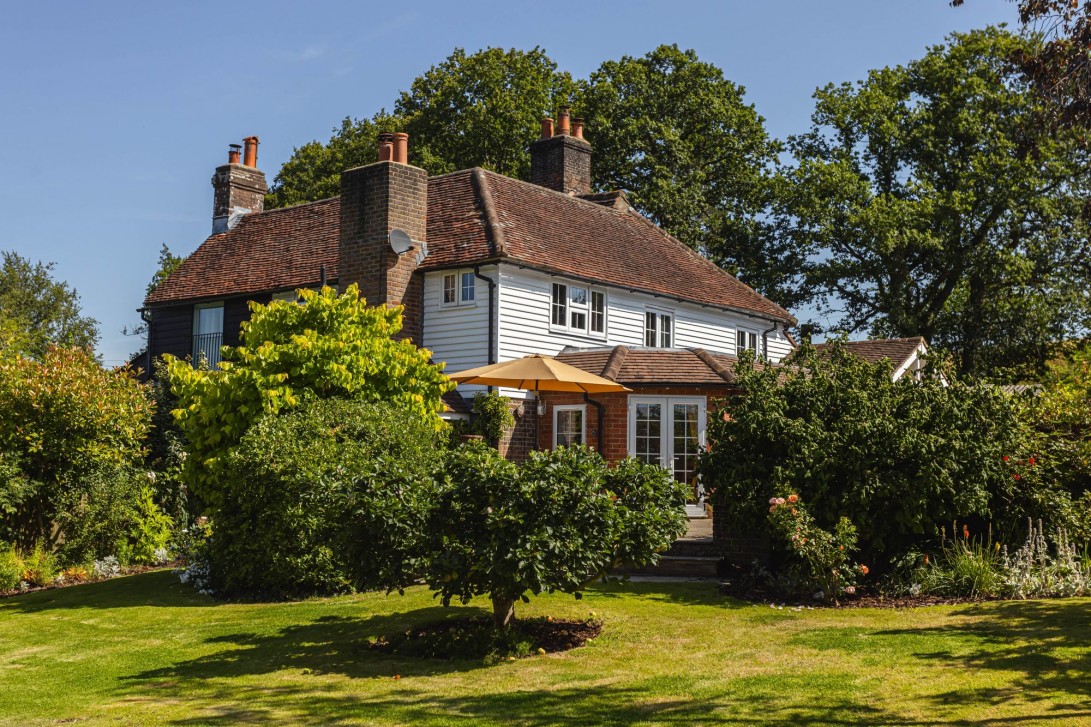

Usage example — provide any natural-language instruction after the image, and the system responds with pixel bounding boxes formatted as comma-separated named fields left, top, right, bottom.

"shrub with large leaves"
left=425, top=444, right=687, bottom=628
left=166, top=285, right=453, bottom=511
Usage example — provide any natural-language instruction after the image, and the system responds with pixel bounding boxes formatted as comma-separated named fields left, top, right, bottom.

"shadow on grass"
left=0, top=570, right=210, bottom=613
left=585, top=578, right=744, bottom=608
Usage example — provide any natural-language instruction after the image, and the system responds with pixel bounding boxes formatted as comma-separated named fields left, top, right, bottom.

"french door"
left=628, top=396, right=707, bottom=492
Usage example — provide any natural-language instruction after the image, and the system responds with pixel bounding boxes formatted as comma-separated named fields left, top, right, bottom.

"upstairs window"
left=645, top=310, right=673, bottom=348
left=192, top=302, right=224, bottom=369
left=441, top=270, right=476, bottom=307
left=551, top=281, right=606, bottom=338
left=736, top=329, right=758, bottom=357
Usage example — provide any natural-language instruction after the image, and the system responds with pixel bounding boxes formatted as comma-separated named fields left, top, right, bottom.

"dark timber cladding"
left=338, top=158, right=427, bottom=344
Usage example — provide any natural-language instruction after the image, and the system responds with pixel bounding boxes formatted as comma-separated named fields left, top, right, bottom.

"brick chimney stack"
left=338, top=132, right=427, bottom=343
left=530, top=107, right=591, bottom=195
left=211, top=136, right=267, bottom=234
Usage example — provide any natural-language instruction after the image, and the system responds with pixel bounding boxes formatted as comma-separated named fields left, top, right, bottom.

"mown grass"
left=0, top=571, right=1089, bottom=725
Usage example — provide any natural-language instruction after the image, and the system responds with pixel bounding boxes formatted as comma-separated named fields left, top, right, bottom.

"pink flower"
left=775, top=497, right=786, bottom=505
left=769, top=497, right=778, bottom=505
left=844, top=586, right=856, bottom=595
left=769, top=505, right=777, bottom=513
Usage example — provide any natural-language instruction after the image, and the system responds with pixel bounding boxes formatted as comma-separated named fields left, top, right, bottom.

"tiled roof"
left=813, top=337, right=925, bottom=368
left=442, top=389, right=472, bottom=414
left=147, top=167, right=794, bottom=324
left=554, top=346, right=752, bottom=386
left=146, top=198, right=340, bottom=305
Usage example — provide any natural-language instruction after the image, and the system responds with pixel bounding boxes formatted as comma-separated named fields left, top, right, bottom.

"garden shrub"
left=166, top=285, right=453, bottom=512
left=766, top=493, right=866, bottom=601
left=0, top=545, right=21, bottom=590
left=0, top=346, right=156, bottom=553
left=424, top=443, right=687, bottom=628
left=209, top=399, right=445, bottom=598
left=470, top=391, right=515, bottom=446
left=701, top=342, right=1037, bottom=567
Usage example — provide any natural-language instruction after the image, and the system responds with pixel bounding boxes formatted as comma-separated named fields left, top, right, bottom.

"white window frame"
left=736, top=327, right=759, bottom=357
left=644, top=308, right=674, bottom=348
left=192, top=301, right=224, bottom=369
left=553, top=404, right=587, bottom=449
left=626, top=395, right=707, bottom=470
left=549, top=279, right=607, bottom=339
left=440, top=269, right=476, bottom=308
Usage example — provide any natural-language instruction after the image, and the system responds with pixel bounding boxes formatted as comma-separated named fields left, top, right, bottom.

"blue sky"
left=0, top=1, right=1019, bottom=365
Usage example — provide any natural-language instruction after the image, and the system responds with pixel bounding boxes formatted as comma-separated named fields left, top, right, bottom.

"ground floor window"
left=628, top=395, right=706, bottom=494
left=553, top=404, right=586, bottom=448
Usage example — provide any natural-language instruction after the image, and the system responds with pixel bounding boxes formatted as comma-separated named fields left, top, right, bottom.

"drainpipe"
left=761, top=321, right=780, bottom=363
left=584, top=392, right=605, bottom=454
left=473, top=266, right=496, bottom=365
left=139, top=307, right=153, bottom=376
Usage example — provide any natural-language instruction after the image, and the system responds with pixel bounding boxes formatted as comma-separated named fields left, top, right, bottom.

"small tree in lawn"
left=425, top=443, right=688, bottom=629
left=165, top=284, right=453, bottom=512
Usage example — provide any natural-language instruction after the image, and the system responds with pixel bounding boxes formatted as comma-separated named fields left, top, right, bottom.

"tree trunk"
left=492, top=596, right=515, bottom=629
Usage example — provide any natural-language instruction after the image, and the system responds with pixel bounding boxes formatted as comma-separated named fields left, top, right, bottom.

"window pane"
left=571, top=311, right=587, bottom=330
left=570, top=287, right=587, bottom=305
left=193, top=304, right=223, bottom=369
left=660, top=314, right=672, bottom=348
left=195, top=305, right=223, bottom=336
left=461, top=272, right=475, bottom=302
left=556, top=409, right=584, bottom=448
left=443, top=274, right=456, bottom=304
left=645, top=312, right=658, bottom=347
left=552, top=283, right=568, bottom=326
left=590, top=291, right=605, bottom=334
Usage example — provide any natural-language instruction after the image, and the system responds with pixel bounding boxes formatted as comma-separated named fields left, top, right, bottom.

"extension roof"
left=146, top=167, right=794, bottom=324
left=813, top=337, right=926, bottom=368
left=553, top=345, right=771, bottom=386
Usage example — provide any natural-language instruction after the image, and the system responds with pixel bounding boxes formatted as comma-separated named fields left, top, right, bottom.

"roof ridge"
left=602, top=345, right=629, bottom=380
left=690, top=348, right=736, bottom=384
left=248, top=196, right=339, bottom=217
left=471, top=168, right=508, bottom=258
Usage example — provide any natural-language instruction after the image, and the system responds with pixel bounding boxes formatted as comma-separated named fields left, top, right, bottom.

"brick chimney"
left=338, top=132, right=427, bottom=343
left=530, top=107, right=591, bottom=195
left=211, top=136, right=266, bottom=234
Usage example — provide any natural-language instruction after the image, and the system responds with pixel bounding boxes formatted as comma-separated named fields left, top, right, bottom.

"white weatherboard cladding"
left=493, top=264, right=794, bottom=399
left=421, top=266, right=494, bottom=398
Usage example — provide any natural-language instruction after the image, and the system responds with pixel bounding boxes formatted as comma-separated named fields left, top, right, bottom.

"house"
left=141, top=110, right=797, bottom=501
left=813, top=336, right=947, bottom=384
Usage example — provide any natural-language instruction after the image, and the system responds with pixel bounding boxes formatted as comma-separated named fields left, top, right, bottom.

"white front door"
left=628, top=396, right=707, bottom=493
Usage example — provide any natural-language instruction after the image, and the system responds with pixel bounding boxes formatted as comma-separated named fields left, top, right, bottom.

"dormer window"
left=645, top=310, right=673, bottom=348
left=736, top=329, right=758, bottom=357
left=551, top=281, right=606, bottom=338
left=441, top=270, right=476, bottom=307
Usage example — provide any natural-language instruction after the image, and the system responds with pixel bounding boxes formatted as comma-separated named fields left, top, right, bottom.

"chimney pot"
left=378, top=133, right=394, bottom=162
left=392, top=132, right=409, bottom=164
left=557, top=107, right=571, bottom=135
left=242, top=136, right=259, bottom=167
left=572, top=117, right=585, bottom=140
left=540, top=116, right=554, bottom=139
left=228, top=144, right=242, bottom=164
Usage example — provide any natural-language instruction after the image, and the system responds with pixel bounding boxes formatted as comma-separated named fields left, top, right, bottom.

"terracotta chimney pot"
left=572, top=118, right=585, bottom=140
left=242, top=136, right=259, bottom=167
left=392, top=132, right=409, bottom=164
left=540, top=116, right=554, bottom=139
left=378, top=133, right=395, bottom=162
left=228, top=144, right=241, bottom=164
left=557, top=107, right=571, bottom=135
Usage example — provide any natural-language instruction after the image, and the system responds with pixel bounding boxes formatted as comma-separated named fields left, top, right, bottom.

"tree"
left=425, top=443, right=687, bottom=628
left=579, top=45, right=797, bottom=306
left=145, top=244, right=185, bottom=298
left=699, top=342, right=1043, bottom=566
left=165, top=285, right=453, bottom=510
left=786, top=28, right=1091, bottom=377
left=0, top=346, right=153, bottom=550
left=0, top=250, right=98, bottom=359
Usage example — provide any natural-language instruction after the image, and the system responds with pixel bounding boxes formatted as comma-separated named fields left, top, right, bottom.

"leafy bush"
left=701, top=342, right=1037, bottom=566
left=0, top=346, right=155, bottom=553
left=470, top=391, right=515, bottom=446
left=166, top=285, right=453, bottom=511
left=208, top=399, right=445, bottom=598
left=913, top=530, right=1007, bottom=598
left=20, top=542, right=57, bottom=587
left=0, top=545, right=21, bottom=590
left=766, top=493, right=866, bottom=601
left=424, top=444, right=687, bottom=628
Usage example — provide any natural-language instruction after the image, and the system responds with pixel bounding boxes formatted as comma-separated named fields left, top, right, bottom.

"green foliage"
left=18, top=542, right=58, bottom=587
left=425, top=443, right=687, bottom=627
left=785, top=27, right=1091, bottom=377
left=1027, top=344, right=1091, bottom=504
left=915, top=534, right=1007, bottom=598
left=0, top=346, right=153, bottom=550
left=470, top=391, right=515, bottom=446
left=211, top=399, right=445, bottom=598
left=0, top=545, right=22, bottom=590
left=166, top=285, right=453, bottom=511
left=701, top=342, right=1037, bottom=565
left=145, top=244, right=185, bottom=298
left=766, top=493, right=866, bottom=601
left=143, top=358, right=191, bottom=527
left=0, top=250, right=99, bottom=359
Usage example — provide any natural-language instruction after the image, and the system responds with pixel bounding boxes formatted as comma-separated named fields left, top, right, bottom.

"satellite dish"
left=389, top=229, right=414, bottom=255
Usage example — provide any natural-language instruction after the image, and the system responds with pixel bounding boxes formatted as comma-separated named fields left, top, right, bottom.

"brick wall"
left=529, top=134, right=592, bottom=195
left=498, top=399, right=538, bottom=463
left=337, top=160, right=427, bottom=345
left=211, top=163, right=266, bottom=233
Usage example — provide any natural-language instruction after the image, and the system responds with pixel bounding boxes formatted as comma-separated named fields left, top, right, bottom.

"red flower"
left=1014, top=474, right=1021, bottom=481
left=1002, top=455, right=1010, bottom=462
left=1028, top=456, right=1036, bottom=466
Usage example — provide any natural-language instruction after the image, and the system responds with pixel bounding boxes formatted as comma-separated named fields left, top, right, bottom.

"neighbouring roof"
left=147, top=167, right=795, bottom=324
left=813, top=337, right=926, bottom=368
left=442, top=389, right=472, bottom=415
left=554, top=345, right=761, bottom=386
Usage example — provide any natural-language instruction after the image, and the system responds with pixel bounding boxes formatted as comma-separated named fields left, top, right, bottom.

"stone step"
left=669, top=539, right=723, bottom=559
left=627, top=555, right=721, bottom=578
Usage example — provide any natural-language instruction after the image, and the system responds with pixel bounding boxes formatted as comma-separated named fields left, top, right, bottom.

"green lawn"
left=0, top=572, right=1089, bottom=725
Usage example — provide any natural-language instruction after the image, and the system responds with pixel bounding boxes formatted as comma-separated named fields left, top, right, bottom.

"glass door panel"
left=633, top=402, right=662, bottom=465
left=672, top=402, right=700, bottom=492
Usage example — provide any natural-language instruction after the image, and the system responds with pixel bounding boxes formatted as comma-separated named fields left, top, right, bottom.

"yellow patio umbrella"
left=447, top=354, right=631, bottom=393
